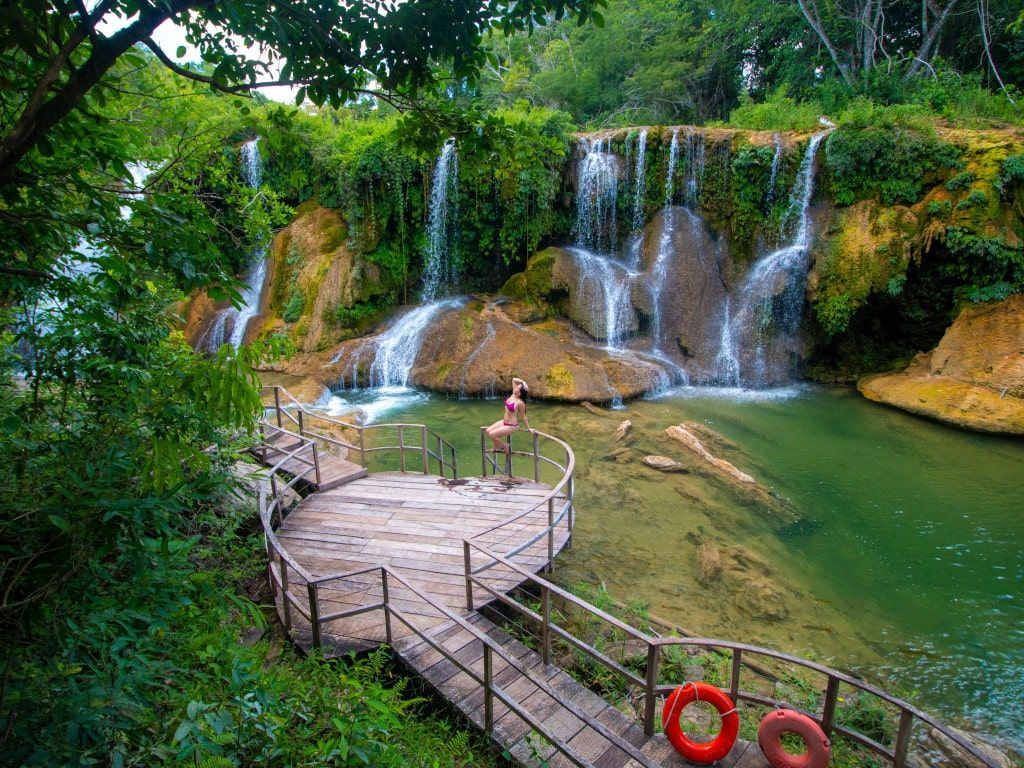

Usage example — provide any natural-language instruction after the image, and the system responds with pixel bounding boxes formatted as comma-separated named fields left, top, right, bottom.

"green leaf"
left=47, top=515, right=69, bottom=532
left=176, top=45, right=186, bottom=58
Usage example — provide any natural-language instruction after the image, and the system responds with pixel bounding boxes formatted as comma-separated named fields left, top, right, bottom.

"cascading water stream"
left=367, top=298, right=465, bottom=388
left=568, top=136, right=639, bottom=349
left=715, top=131, right=828, bottom=386
left=565, top=247, right=636, bottom=348
left=631, top=129, right=648, bottom=232
left=647, top=128, right=679, bottom=352
left=202, top=138, right=271, bottom=350
left=683, top=128, right=705, bottom=209
left=421, top=140, right=460, bottom=301
left=573, top=136, right=618, bottom=253
left=626, top=129, right=649, bottom=269
left=766, top=133, right=783, bottom=207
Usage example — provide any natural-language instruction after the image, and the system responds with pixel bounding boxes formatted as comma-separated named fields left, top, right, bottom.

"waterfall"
left=766, top=133, right=783, bottom=207
left=664, top=128, right=680, bottom=205
left=565, top=247, right=636, bottom=348
left=568, top=136, right=638, bottom=348
left=632, top=129, right=648, bottom=230
left=201, top=138, right=270, bottom=351
left=716, top=131, right=827, bottom=386
left=367, top=298, right=464, bottom=388
left=683, top=129, right=705, bottom=209
left=573, top=137, right=619, bottom=254
left=648, top=129, right=680, bottom=350
left=422, top=140, right=460, bottom=301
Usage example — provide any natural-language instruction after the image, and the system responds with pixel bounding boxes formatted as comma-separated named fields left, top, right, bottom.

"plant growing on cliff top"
left=824, top=112, right=960, bottom=206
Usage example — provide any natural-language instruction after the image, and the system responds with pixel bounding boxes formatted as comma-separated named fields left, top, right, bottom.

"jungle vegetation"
left=0, top=0, right=1022, bottom=764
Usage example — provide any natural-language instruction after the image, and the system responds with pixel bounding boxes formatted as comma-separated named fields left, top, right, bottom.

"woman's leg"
left=486, top=422, right=517, bottom=452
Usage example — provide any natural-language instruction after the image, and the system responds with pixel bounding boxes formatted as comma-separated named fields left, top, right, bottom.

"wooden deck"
left=274, top=472, right=570, bottom=653
left=267, top=467, right=766, bottom=768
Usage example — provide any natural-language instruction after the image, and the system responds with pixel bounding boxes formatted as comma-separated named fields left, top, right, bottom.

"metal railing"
left=460, top=544, right=1000, bottom=768
left=253, top=387, right=991, bottom=768
left=262, top=385, right=458, bottom=478
left=468, top=426, right=575, bottom=584
left=253, top=417, right=659, bottom=768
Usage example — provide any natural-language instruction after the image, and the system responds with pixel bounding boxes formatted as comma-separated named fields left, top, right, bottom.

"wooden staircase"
left=256, top=427, right=367, bottom=492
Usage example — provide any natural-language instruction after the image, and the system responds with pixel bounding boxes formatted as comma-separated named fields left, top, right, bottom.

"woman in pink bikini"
left=485, top=376, right=534, bottom=454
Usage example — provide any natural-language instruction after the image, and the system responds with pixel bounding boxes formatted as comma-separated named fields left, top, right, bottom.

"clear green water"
left=317, top=384, right=1024, bottom=744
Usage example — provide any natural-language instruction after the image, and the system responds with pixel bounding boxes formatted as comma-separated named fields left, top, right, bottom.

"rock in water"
left=922, top=725, right=1015, bottom=768
left=663, top=423, right=800, bottom=527
left=695, top=543, right=722, bottom=584
left=858, top=295, right=1024, bottom=435
left=613, top=419, right=632, bottom=441
left=664, top=425, right=755, bottom=484
left=642, top=455, right=687, bottom=472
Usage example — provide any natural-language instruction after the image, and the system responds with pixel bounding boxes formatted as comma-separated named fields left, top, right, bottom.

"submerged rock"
left=613, top=420, right=633, bottom=441
left=663, top=423, right=799, bottom=526
left=664, top=424, right=756, bottom=484
left=859, top=295, right=1024, bottom=435
left=695, top=543, right=722, bottom=584
left=642, top=455, right=687, bottom=472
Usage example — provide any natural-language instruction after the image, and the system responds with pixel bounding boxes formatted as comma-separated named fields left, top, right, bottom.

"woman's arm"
left=517, top=401, right=533, bottom=432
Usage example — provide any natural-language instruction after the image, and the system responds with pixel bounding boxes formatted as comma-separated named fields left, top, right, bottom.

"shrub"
left=944, top=171, right=975, bottom=191
left=282, top=291, right=304, bottom=322
left=727, top=89, right=823, bottom=132
left=825, top=117, right=960, bottom=205
left=955, top=190, right=988, bottom=210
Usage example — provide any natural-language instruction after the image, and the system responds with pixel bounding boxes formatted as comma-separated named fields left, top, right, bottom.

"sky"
left=98, top=10, right=299, bottom=103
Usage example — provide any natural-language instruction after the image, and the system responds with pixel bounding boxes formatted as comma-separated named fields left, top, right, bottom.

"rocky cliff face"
left=184, top=202, right=389, bottom=353
left=858, top=295, right=1024, bottom=434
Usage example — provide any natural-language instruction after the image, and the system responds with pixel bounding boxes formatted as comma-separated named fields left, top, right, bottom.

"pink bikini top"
left=505, top=398, right=517, bottom=413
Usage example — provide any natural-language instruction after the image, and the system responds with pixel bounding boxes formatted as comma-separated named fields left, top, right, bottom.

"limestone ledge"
left=858, top=295, right=1024, bottom=435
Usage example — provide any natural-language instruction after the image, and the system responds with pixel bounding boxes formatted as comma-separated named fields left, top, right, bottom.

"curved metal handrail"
left=252, top=387, right=992, bottom=768
left=461, top=542, right=999, bottom=768
left=262, top=384, right=458, bottom=477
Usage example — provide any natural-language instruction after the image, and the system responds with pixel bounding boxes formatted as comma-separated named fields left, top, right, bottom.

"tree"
left=0, top=0, right=604, bottom=190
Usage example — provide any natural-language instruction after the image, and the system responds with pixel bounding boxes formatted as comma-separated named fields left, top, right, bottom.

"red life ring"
left=757, top=709, right=831, bottom=768
left=661, top=682, right=740, bottom=764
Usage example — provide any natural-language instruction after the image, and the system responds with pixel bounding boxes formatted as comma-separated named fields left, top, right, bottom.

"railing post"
left=280, top=559, right=291, bottom=631
left=307, top=582, right=322, bottom=651
left=311, top=443, right=322, bottom=487
left=483, top=644, right=494, bottom=734
left=820, top=675, right=840, bottom=735
left=421, top=426, right=429, bottom=474
left=451, top=446, right=458, bottom=480
left=297, top=407, right=305, bottom=435
left=893, top=710, right=913, bottom=768
left=730, top=648, right=742, bottom=703
left=358, top=428, right=366, bottom=468
left=532, top=431, right=540, bottom=482
left=567, top=473, right=575, bottom=540
left=381, top=567, right=393, bottom=645
left=504, top=435, right=512, bottom=476
left=274, top=387, right=282, bottom=428
left=463, top=541, right=474, bottom=610
left=644, top=643, right=660, bottom=737
left=398, top=426, right=406, bottom=471
left=546, top=497, right=554, bottom=573
left=480, top=428, right=488, bottom=477
left=435, top=434, right=443, bottom=476
left=541, top=585, right=552, bottom=666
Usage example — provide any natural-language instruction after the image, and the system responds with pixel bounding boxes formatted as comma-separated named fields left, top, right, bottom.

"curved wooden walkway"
left=272, top=472, right=570, bottom=653
left=253, top=386, right=1000, bottom=768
